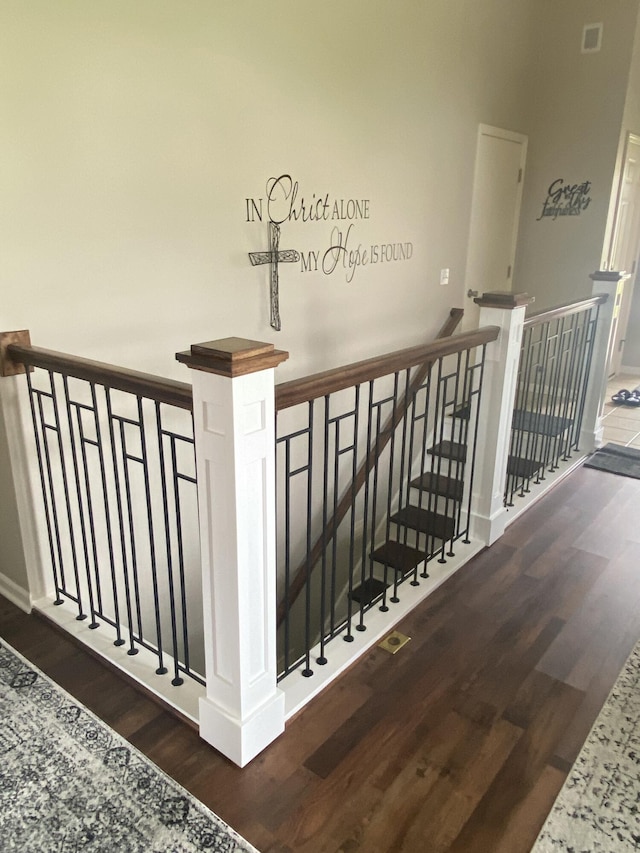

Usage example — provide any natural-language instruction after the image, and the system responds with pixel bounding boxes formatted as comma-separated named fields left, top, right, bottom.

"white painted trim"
left=189, top=364, right=285, bottom=767
left=281, top=537, right=484, bottom=720
left=619, top=364, right=640, bottom=376
left=477, top=123, right=528, bottom=147
left=32, top=596, right=204, bottom=723
left=503, top=455, right=586, bottom=529
left=0, top=571, right=32, bottom=613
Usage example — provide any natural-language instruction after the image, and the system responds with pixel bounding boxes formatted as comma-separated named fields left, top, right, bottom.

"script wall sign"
left=537, top=178, right=592, bottom=221
left=247, top=174, right=413, bottom=329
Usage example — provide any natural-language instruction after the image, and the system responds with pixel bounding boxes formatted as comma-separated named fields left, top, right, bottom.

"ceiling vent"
left=582, top=22, right=603, bottom=53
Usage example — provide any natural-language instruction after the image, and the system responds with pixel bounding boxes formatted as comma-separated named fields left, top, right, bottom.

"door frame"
left=606, top=131, right=640, bottom=375
left=463, top=124, right=528, bottom=330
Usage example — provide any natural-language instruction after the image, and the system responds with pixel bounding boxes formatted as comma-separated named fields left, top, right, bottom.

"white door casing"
left=463, top=125, right=528, bottom=330
left=607, top=132, right=640, bottom=375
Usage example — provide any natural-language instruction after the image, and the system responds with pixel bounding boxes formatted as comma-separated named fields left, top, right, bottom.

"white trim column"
left=579, top=270, right=629, bottom=452
left=469, top=292, right=533, bottom=545
left=0, top=330, right=48, bottom=611
left=177, top=337, right=288, bottom=768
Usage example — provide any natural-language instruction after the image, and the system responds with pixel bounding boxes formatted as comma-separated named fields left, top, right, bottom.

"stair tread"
left=507, top=455, right=543, bottom=478
left=350, top=577, right=389, bottom=605
left=371, top=541, right=425, bottom=572
left=451, top=403, right=471, bottom=420
left=512, top=409, right=573, bottom=437
left=427, top=441, right=467, bottom=463
left=410, top=472, right=464, bottom=501
left=390, top=505, right=456, bottom=540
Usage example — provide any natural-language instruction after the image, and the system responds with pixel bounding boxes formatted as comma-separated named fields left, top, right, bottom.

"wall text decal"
left=537, top=178, right=592, bottom=221
left=247, top=174, right=413, bottom=329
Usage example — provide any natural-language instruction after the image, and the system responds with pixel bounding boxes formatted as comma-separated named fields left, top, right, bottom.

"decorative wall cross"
left=249, top=221, right=300, bottom=331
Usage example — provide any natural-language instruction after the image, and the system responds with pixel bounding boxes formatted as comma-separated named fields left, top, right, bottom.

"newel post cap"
left=0, top=330, right=32, bottom=377
left=473, top=291, right=534, bottom=309
left=176, top=336, right=289, bottom=377
left=589, top=269, right=631, bottom=282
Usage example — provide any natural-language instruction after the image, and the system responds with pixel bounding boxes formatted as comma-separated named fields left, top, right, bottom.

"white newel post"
left=579, top=270, right=629, bottom=452
left=0, top=330, right=48, bottom=611
left=176, top=337, right=289, bottom=768
left=469, top=292, right=533, bottom=546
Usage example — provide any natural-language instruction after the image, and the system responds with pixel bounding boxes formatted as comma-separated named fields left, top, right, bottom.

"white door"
left=608, top=133, right=640, bottom=375
left=463, top=125, right=528, bottom=329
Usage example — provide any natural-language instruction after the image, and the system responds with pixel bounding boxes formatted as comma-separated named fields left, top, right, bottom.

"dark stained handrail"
left=275, top=315, right=499, bottom=411
left=7, top=344, right=193, bottom=411
left=276, top=309, right=500, bottom=627
left=524, top=294, right=607, bottom=329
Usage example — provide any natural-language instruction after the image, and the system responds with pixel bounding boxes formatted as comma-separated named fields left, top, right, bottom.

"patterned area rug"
left=532, top=639, right=640, bottom=852
left=0, top=639, right=258, bottom=853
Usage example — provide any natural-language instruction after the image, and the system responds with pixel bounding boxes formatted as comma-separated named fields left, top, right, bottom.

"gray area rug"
left=583, top=443, right=640, bottom=479
left=0, top=639, right=259, bottom=852
left=531, top=639, right=640, bottom=852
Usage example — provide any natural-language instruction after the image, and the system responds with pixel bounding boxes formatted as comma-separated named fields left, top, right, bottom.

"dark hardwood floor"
left=2, top=464, right=640, bottom=852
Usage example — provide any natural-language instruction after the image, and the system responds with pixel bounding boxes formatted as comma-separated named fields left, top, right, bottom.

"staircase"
left=351, top=403, right=575, bottom=605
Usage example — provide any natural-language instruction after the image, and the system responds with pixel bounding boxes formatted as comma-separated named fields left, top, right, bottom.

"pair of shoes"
left=611, top=389, right=640, bottom=406
left=612, top=389, right=631, bottom=403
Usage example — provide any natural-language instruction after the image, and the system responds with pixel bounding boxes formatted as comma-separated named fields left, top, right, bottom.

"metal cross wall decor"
left=249, top=221, right=300, bottom=331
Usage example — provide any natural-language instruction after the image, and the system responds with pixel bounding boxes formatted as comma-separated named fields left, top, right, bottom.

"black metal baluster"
left=282, top=435, right=292, bottom=675
left=24, top=372, right=64, bottom=604
left=371, top=395, right=390, bottom=612
left=433, top=358, right=449, bottom=565
left=318, top=395, right=330, bottom=665
left=556, top=314, right=581, bottom=462
left=154, top=401, right=183, bottom=685
left=572, top=306, right=600, bottom=448
left=562, top=311, right=589, bottom=457
left=169, top=431, right=192, bottom=678
left=464, top=346, right=488, bottom=544
left=105, top=395, right=138, bottom=656
left=419, top=368, right=433, bottom=576
left=75, top=400, right=104, bottom=622
left=302, top=400, right=315, bottom=674
left=516, top=327, right=541, bottom=497
left=62, top=377, right=99, bottom=629
left=91, top=384, right=125, bottom=647
left=385, top=375, right=402, bottom=604
left=356, top=384, right=375, bottom=630
left=49, top=372, right=86, bottom=619
left=138, top=398, right=167, bottom=675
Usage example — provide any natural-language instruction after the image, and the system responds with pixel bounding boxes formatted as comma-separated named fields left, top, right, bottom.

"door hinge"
left=507, top=264, right=512, bottom=279
left=633, top=259, right=637, bottom=274
left=620, top=338, right=626, bottom=351
left=518, top=168, right=523, bottom=184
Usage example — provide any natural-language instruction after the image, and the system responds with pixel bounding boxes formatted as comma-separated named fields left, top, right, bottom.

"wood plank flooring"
left=2, top=464, right=640, bottom=852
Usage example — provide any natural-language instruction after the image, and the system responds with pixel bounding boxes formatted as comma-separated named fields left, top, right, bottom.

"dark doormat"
left=583, top=442, right=640, bottom=479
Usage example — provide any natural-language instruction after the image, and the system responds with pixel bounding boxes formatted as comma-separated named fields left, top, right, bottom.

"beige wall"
left=0, top=0, right=537, bottom=383
left=3, top=0, right=639, bottom=593
left=514, top=0, right=639, bottom=310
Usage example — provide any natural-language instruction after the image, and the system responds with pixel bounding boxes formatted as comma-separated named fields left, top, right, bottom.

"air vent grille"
left=582, top=22, right=603, bottom=53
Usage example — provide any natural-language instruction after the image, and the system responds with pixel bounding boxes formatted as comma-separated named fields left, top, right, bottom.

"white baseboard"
left=0, top=571, right=32, bottom=613
left=619, top=365, right=640, bottom=376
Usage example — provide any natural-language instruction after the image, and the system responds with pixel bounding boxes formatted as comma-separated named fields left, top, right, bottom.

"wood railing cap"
left=589, top=269, right=631, bottom=282
left=0, top=330, right=32, bottom=376
left=473, top=291, right=534, bottom=309
left=176, top=336, right=289, bottom=377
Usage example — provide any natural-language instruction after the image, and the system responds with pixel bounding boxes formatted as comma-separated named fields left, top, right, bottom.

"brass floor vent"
left=378, top=631, right=411, bottom=655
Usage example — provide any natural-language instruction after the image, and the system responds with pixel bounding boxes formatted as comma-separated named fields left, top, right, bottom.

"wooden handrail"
left=7, top=343, right=193, bottom=411
left=275, top=315, right=499, bottom=411
left=524, top=294, right=608, bottom=329
left=276, top=308, right=498, bottom=627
